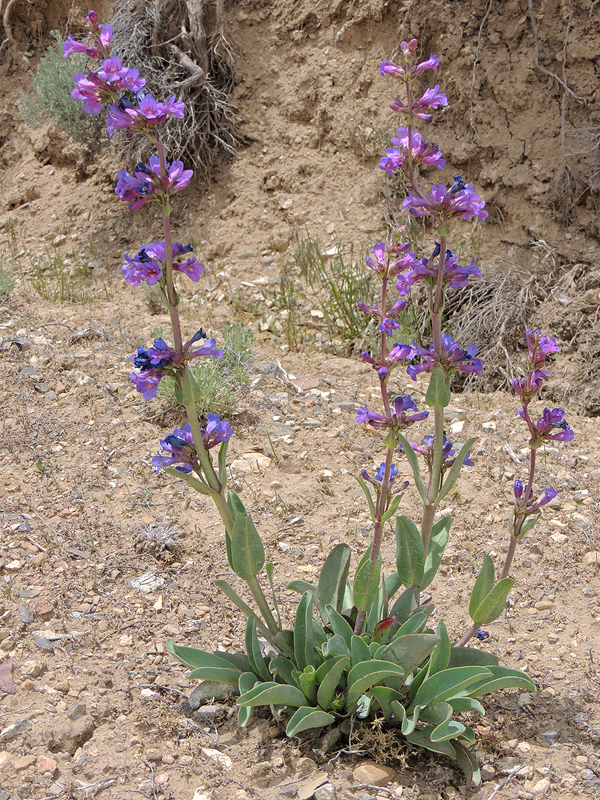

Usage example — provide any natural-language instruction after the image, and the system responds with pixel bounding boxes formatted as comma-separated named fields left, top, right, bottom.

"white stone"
left=201, top=748, right=232, bottom=770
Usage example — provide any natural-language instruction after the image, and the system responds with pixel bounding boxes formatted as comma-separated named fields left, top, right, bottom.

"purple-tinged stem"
left=456, top=621, right=479, bottom=648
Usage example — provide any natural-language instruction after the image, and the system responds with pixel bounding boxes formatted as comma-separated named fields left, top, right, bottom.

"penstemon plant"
left=65, top=18, right=574, bottom=786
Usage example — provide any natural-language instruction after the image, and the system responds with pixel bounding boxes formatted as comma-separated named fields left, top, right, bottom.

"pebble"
left=353, top=762, right=395, bottom=786
left=571, top=512, right=593, bottom=529
left=314, top=784, right=336, bottom=800
left=37, top=755, right=58, bottom=775
left=201, top=747, right=233, bottom=770
left=230, top=453, right=272, bottom=472
left=67, top=702, right=87, bottom=720
left=155, top=772, right=170, bottom=786
left=480, top=764, right=496, bottom=781
left=0, top=718, right=30, bottom=741
left=584, top=551, right=599, bottom=565
left=13, top=754, right=36, bottom=771
left=531, top=778, right=551, bottom=796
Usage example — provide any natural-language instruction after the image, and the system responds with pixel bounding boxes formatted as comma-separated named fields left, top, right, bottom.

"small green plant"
left=0, top=255, right=15, bottom=300
left=19, top=31, right=103, bottom=152
left=30, top=249, right=94, bottom=303
left=158, top=323, right=254, bottom=416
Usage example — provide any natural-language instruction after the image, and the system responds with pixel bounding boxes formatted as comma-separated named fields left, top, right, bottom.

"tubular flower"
left=402, top=433, right=473, bottom=471
left=129, top=330, right=222, bottom=400
left=365, top=238, right=421, bottom=280
left=407, top=334, right=483, bottom=380
left=356, top=394, right=428, bottom=431
left=107, top=93, right=185, bottom=136
left=512, top=368, right=550, bottom=401
left=513, top=479, right=558, bottom=516
left=115, top=157, right=193, bottom=210
left=362, top=342, right=414, bottom=379
left=122, top=241, right=203, bottom=287
left=519, top=407, right=574, bottom=445
left=152, top=416, right=234, bottom=474
left=396, top=245, right=481, bottom=295
left=390, top=128, right=446, bottom=169
left=403, top=179, right=488, bottom=221
left=63, top=19, right=113, bottom=59
left=525, top=329, right=560, bottom=367
left=361, top=463, right=409, bottom=494
left=390, top=85, right=448, bottom=121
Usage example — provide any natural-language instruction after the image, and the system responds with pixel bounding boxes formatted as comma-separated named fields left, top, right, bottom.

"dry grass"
left=110, top=0, right=240, bottom=175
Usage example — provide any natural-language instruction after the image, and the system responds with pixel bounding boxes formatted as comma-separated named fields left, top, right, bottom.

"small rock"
left=34, top=636, right=54, bottom=652
left=67, top=702, right=87, bottom=720
left=201, top=747, right=233, bottom=770
left=314, top=784, right=336, bottom=800
left=37, top=755, right=58, bottom=775
left=5, top=560, right=21, bottom=571
left=13, top=754, right=36, bottom=772
left=532, top=778, right=551, bottom=797
left=449, top=420, right=465, bottom=435
left=297, top=757, right=317, bottom=778
left=155, top=772, right=170, bottom=786
left=480, top=764, right=495, bottom=781
left=572, top=489, right=589, bottom=501
left=20, top=660, right=44, bottom=678
left=353, top=762, right=396, bottom=786
left=0, top=718, right=30, bottom=741
left=481, top=422, right=496, bottom=431
left=127, top=572, right=165, bottom=593
left=571, top=512, right=593, bottom=530
left=230, top=453, right=272, bottom=473
left=192, top=792, right=213, bottom=800
left=145, top=749, right=163, bottom=763
left=584, top=551, right=600, bottom=565
left=535, top=599, right=554, bottom=611
left=550, top=533, right=568, bottom=544
left=141, top=688, right=160, bottom=700
left=195, top=704, right=227, bottom=722
left=55, top=679, right=70, bottom=693
left=0, top=751, right=14, bottom=771
left=0, top=661, right=15, bottom=694
left=51, top=235, right=67, bottom=247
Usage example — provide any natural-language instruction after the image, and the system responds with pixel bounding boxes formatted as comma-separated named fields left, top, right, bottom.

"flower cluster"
left=115, top=158, right=193, bottom=211
left=64, top=13, right=185, bottom=137
left=380, top=42, right=448, bottom=122
left=360, top=462, right=409, bottom=494
left=513, top=480, right=558, bottom=515
left=152, top=417, right=234, bottom=473
left=403, top=179, right=488, bottom=222
left=402, top=434, right=474, bottom=471
left=379, top=128, right=445, bottom=176
left=519, top=406, right=574, bottom=446
left=130, top=330, right=222, bottom=400
left=362, top=342, right=414, bottom=379
left=407, top=334, right=483, bottom=380
left=356, top=394, right=429, bottom=431
left=122, top=241, right=202, bottom=287
left=395, top=244, right=481, bottom=295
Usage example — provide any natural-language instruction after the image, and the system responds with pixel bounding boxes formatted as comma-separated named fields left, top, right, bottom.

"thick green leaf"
left=392, top=611, right=428, bottom=638
left=245, top=618, right=271, bottom=682
left=350, top=634, right=371, bottom=667
left=269, top=656, right=299, bottom=688
left=294, top=592, right=315, bottom=671
left=391, top=700, right=421, bottom=735
left=466, top=666, right=536, bottom=698
left=372, top=617, right=395, bottom=646
left=286, top=580, right=318, bottom=606
left=409, top=666, right=491, bottom=712
left=428, top=621, right=451, bottom=677
left=468, top=554, right=495, bottom=619
left=346, top=660, right=406, bottom=706
left=431, top=718, right=466, bottom=742
left=166, top=640, right=241, bottom=674
left=384, top=571, right=402, bottom=598
left=449, top=697, right=485, bottom=715
left=316, top=655, right=350, bottom=711
left=318, top=544, right=351, bottom=623
left=237, top=672, right=259, bottom=727
left=296, top=666, right=318, bottom=704
left=369, top=686, right=406, bottom=720
left=419, top=700, right=452, bottom=727
left=406, top=727, right=457, bottom=758
left=381, top=492, right=405, bottom=524
left=395, top=516, right=425, bottom=588
left=397, top=432, right=427, bottom=502
left=517, top=515, right=540, bottom=540
left=231, top=508, right=265, bottom=580
left=472, top=577, right=515, bottom=625
left=389, top=585, right=419, bottom=624
left=381, top=633, right=440, bottom=677
left=217, top=439, right=229, bottom=488
left=214, top=580, right=270, bottom=637
left=447, top=647, right=498, bottom=668
left=353, top=548, right=381, bottom=613
left=226, top=489, right=246, bottom=518
left=237, top=681, right=307, bottom=708
left=163, top=467, right=214, bottom=496
left=422, top=516, right=451, bottom=589
left=425, top=365, right=451, bottom=408
left=312, top=618, right=327, bottom=648
left=183, top=367, right=200, bottom=406
left=325, top=605, right=353, bottom=648
left=187, top=666, right=242, bottom=685
left=273, top=630, right=295, bottom=659
left=366, top=585, right=388, bottom=635
left=322, top=634, right=351, bottom=658
left=286, top=706, right=335, bottom=737
left=216, top=651, right=253, bottom=673
left=355, top=475, right=377, bottom=520
left=435, top=438, right=477, bottom=504
left=454, top=740, right=482, bottom=788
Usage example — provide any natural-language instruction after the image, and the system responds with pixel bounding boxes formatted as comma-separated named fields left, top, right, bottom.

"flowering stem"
left=500, top=446, right=536, bottom=580
left=246, top=574, right=280, bottom=636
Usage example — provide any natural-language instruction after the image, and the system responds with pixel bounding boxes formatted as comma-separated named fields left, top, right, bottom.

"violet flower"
left=396, top=246, right=480, bottom=295
left=152, top=424, right=197, bottom=473
left=107, top=93, right=185, bottom=136
left=403, top=181, right=488, bottom=221
left=519, top=407, right=574, bottom=444
left=512, top=368, right=550, bottom=400
left=513, top=479, right=558, bottom=514
left=390, top=85, right=448, bottom=121
left=115, top=158, right=193, bottom=210
left=362, top=342, right=414, bottom=378
left=407, top=333, right=483, bottom=380
left=390, top=128, right=446, bottom=169
left=357, top=394, right=429, bottom=431
left=525, top=329, right=560, bottom=367
left=403, top=433, right=473, bottom=471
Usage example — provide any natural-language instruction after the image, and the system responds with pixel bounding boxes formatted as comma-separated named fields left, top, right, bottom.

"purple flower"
left=412, top=54, right=440, bottom=75
left=520, top=407, right=574, bottom=443
left=152, top=424, right=196, bottom=473
left=390, top=128, right=446, bottom=170
left=534, top=487, right=558, bottom=508
left=97, top=56, right=128, bottom=83
left=365, top=241, right=388, bottom=274
left=122, top=250, right=163, bottom=286
left=356, top=394, right=428, bottom=431
left=362, top=342, right=414, bottom=378
left=71, top=72, right=112, bottom=114
left=115, top=157, right=193, bottom=210
left=107, top=93, right=185, bottom=136
left=525, top=329, right=560, bottom=367
left=132, top=339, right=179, bottom=371
left=379, top=60, right=405, bottom=78
left=512, top=368, right=550, bottom=400
left=130, top=371, right=163, bottom=401
left=404, top=433, right=472, bottom=470
left=202, top=414, right=234, bottom=449
left=378, top=317, right=400, bottom=334
left=379, top=147, right=405, bottom=176
left=407, top=334, right=483, bottom=380
left=514, top=479, right=523, bottom=501
left=397, top=247, right=480, bottom=295
left=375, top=462, right=399, bottom=482
left=186, top=336, right=223, bottom=360
left=403, top=181, right=488, bottom=221
left=475, top=630, right=490, bottom=641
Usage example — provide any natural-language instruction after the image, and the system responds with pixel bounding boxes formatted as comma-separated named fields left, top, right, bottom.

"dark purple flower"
left=357, top=394, right=428, bottom=432
left=186, top=336, right=223, bottom=360
left=475, top=630, right=490, bottom=641
left=379, top=60, right=405, bottom=78
left=362, top=342, right=414, bottom=378
left=407, top=333, right=483, bottom=380
left=375, top=462, right=399, bottom=482
left=71, top=71, right=112, bottom=114
left=403, top=182, right=488, bottom=221
left=152, top=424, right=196, bottom=473
left=378, top=317, right=400, bottom=334
left=396, top=247, right=480, bottom=295
left=514, top=479, right=523, bottom=501
left=107, top=93, right=185, bottom=136
left=130, top=371, right=163, bottom=401
left=379, top=147, right=405, bottom=176
left=403, top=433, right=472, bottom=470
left=512, top=368, right=550, bottom=400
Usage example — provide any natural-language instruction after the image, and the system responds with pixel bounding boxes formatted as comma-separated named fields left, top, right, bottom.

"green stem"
left=246, top=573, right=281, bottom=635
